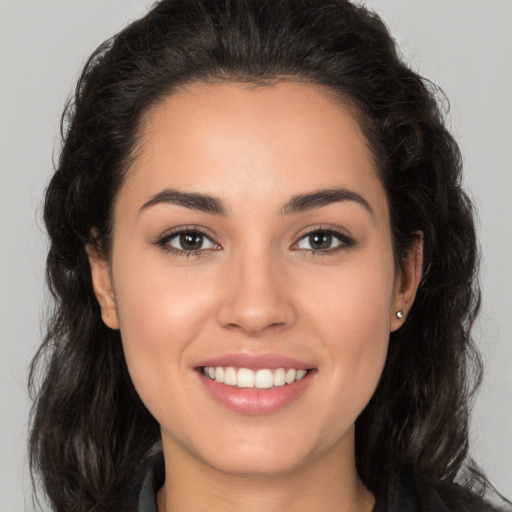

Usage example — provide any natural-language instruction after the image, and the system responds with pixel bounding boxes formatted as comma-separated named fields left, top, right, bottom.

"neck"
left=157, top=430, right=375, bottom=512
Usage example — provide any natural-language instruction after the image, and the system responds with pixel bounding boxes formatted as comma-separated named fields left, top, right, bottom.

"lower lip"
left=198, top=370, right=315, bottom=415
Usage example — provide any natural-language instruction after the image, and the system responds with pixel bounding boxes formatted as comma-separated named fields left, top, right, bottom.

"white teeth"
left=237, top=368, right=255, bottom=388
left=223, top=366, right=237, bottom=386
left=255, top=369, right=274, bottom=389
left=273, top=368, right=286, bottom=387
left=202, top=366, right=309, bottom=389
left=214, top=366, right=224, bottom=383
left=285, top=368, right=296, bottom=384
left=296, top=369, right=307, bottom=381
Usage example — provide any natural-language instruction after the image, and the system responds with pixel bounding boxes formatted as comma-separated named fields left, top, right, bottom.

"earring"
left=396, top=310, right=404, bottom=319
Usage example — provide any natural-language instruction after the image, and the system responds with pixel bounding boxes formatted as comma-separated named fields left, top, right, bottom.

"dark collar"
left=136, top=451, right=165, bottom=512
left=134, top=451, right=503, bottom=512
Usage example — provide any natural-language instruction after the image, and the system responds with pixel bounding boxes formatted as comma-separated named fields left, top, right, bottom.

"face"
left=89, top=81, right=419, bottom=478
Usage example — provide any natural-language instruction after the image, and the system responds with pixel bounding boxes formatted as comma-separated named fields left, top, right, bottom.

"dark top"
left=135, top=452, right=506, bottom=512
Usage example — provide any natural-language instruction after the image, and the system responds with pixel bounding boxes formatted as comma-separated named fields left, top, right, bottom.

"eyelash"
left=154, top=226, right=219, bottom=258
left=154, top=225, right=355, bottom=258
left=292, top=227, right=355, bottom=256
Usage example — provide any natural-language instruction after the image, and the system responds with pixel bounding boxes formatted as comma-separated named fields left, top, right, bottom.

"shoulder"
left=381, top=472, right=509, bottom=512
left=132, top=450, right=165, bottom=512
left=131, top=454, right=509, bottom=512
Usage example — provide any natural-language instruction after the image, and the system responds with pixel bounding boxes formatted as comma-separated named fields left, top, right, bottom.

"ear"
left=390, top=232, right=423, bottom=332
left=86, top=243, right=120, bottom=330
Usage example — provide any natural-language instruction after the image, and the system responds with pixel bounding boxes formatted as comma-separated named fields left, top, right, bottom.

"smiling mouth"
left=201, top=366, right=310, bottom=389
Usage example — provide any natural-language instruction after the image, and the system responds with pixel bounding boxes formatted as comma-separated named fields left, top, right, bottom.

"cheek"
left=114, top=253, right=215, bottom=341
left=112, top=257, right=216, bottom=409
left=305, top=253, right=394, bottom=426
left=308, top=249, right=395, bottom=345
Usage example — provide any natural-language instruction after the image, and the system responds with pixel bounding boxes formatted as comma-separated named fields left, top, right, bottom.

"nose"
left=216, top=250, right=297, bottom=337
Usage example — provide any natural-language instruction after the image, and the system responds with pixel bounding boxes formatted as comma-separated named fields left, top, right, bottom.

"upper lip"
left=195, top=353, right=314, bottom=371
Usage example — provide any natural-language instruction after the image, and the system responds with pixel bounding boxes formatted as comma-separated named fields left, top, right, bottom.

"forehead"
left=118, top=81, right=386, bottom=218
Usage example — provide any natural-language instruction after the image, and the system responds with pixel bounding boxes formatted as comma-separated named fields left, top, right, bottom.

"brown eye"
left=179, top=232, right=205, bottom=251
left=294, top=229, right=353, bottom=252
left=162, top=230, right=218, bottom=253
left=308, top=232, right=333, bottom=250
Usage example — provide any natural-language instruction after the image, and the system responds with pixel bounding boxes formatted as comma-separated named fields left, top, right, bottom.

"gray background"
left=1, top=1, right=510, bottom=510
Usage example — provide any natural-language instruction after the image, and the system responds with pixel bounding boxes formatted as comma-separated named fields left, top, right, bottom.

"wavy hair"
left=29, top=0, right=494, bottom=510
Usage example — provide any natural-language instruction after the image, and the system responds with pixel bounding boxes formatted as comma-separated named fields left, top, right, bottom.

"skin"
left=89, top=81, right=422, bottom=512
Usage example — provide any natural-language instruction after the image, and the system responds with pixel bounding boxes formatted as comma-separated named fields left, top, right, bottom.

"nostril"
left=217, top=300, right=297, bottom=336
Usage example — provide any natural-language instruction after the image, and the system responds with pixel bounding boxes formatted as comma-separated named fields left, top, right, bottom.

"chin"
left=184, top=421, right=350, bottom=479
left=202, top=445, right=311, bottom=478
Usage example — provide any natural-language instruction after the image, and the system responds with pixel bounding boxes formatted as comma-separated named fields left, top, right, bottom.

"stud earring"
left=396, top=310, right=404, bottom=319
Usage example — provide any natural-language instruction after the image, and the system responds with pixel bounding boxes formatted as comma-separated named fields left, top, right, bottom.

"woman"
left=28, top=0, right=511, bottom=511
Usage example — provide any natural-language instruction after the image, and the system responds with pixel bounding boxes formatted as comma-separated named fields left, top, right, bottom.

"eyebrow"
left=281, top=188, right=374, bottom=217
left=139, top=189, right=228, bottom=215
left=139, top=187, right=373, bottom=217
